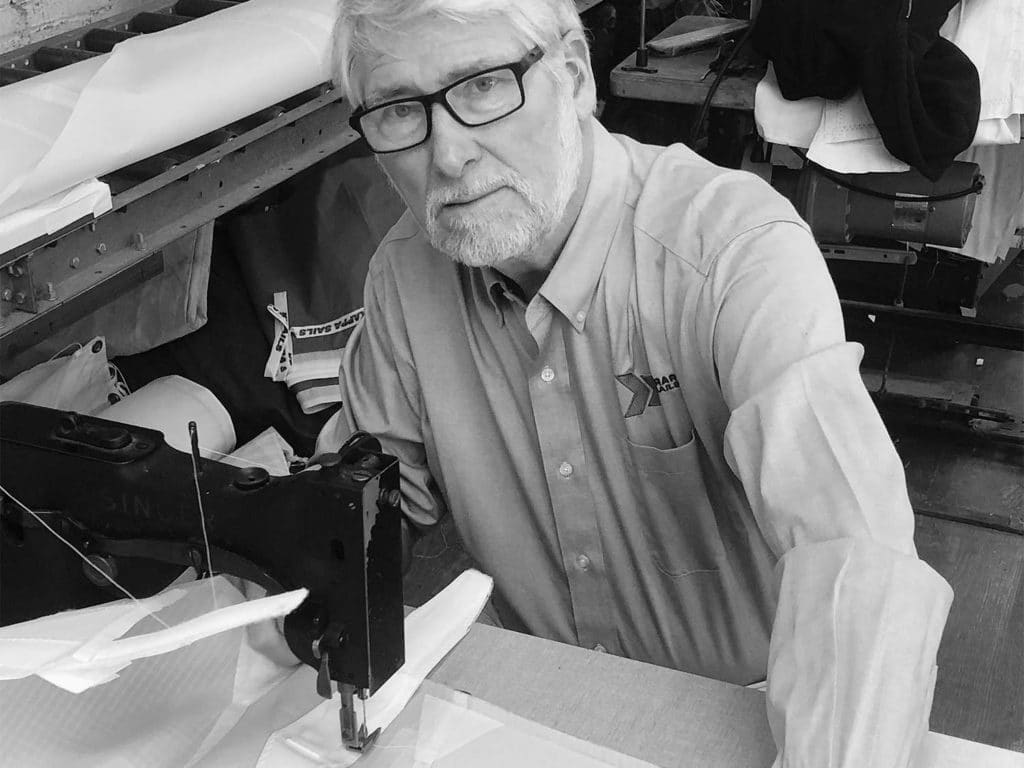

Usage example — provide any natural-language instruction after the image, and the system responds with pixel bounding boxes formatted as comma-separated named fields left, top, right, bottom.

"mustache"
left=426, top=174, right=532, bottom=212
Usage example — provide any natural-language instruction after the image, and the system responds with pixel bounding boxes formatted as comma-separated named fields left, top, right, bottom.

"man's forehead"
left=354, top=16, right=529, bottom=102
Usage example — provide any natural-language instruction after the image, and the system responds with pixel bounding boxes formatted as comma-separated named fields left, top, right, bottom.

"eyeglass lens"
left=360, top=67, right=524, bottom=152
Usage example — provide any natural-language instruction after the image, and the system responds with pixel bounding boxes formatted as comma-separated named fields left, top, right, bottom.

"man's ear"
left=561, top=28, right=597, bottom=117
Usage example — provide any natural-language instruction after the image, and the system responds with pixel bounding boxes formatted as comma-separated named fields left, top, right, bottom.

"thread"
left=45, top=342, right=83, bottom=362
left=0, top=483, right=171, bottom=630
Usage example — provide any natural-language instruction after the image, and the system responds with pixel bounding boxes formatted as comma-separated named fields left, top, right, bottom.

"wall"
left=1, top=0, right=154, bottom=54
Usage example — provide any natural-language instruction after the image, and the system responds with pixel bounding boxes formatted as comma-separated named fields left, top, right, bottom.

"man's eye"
left=471, top=76, right=497, bottom=93
left=385, top=103, right=415, bottom=119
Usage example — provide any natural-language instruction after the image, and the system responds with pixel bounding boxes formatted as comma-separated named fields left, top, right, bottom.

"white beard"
left=423, top=97, right=583, bottom=269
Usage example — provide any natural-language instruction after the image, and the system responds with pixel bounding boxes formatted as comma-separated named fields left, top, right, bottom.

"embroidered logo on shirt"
left=615, top=372, right=679, bottom=418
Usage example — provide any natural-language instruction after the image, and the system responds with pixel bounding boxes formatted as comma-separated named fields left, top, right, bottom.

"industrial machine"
left=0, top=400, right=405, bottom=750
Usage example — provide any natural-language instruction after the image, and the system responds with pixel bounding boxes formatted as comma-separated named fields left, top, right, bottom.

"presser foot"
left=340, top=683, right=380, bottom=751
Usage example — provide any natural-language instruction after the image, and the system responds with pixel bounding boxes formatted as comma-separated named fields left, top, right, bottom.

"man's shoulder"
left=612, top=134, right=810, bottom=274
left=366, top=209, right=452, bottom=285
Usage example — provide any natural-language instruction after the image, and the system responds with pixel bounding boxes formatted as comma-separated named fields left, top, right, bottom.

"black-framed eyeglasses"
left=349, top=47, right=545, bottom=154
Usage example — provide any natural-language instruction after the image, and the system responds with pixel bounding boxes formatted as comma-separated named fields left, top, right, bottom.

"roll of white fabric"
left=0, top=0, right=338, bottom=220
left=98, top=374, right=236, bottom=459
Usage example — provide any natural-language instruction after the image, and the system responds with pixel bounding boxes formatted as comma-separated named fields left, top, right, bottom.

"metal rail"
left=0, top=1, right=362, bottom=369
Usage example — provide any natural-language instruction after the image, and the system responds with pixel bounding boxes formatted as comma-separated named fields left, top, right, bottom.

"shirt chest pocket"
left=623, top=434, right=727, bottom=577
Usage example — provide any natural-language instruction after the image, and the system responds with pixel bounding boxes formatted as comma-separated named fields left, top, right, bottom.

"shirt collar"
left=484, top=268, right=527, bottom=324
left=537, top=119, right=628, bottom=333
left=482, top=119, right=628, bottom=330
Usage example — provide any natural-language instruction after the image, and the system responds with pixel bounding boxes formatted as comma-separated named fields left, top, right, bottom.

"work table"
left=428, top=622, right=1024, bottom=768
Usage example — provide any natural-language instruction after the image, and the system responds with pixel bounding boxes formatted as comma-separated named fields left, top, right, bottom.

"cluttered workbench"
left=610, top=15, right=761, bottom=109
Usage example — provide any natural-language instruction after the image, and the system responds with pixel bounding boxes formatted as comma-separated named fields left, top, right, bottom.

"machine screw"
left=45, top=282, right=56, bottom=301
left=132, top=232, right=146, bottom=251
left=13, top=292, right=25, bottom=305
left=70, top=257, right=80, bottom=268
left=7, top=263, right=24, bottom=277
left=95, top=243, right=107, bottom=254
left=1, top=288, right=11, bottom=302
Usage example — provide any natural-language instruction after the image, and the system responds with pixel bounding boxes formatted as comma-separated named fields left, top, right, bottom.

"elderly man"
left=319, top=1, right=953, bottom=765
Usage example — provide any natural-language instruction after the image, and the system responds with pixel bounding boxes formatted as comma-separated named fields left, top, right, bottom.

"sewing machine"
left=0, top=400, right=404, bottom=750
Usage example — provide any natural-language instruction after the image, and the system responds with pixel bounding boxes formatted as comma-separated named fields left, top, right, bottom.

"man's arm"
left=704, top=220, right=953, bottom=768
left=316, top=259, right=447, bottom=564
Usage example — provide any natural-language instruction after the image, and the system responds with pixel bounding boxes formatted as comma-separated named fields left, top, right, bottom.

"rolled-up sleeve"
left=709, top=221, right=953, bottom=768
left=316, top=259, right=445, bottom=530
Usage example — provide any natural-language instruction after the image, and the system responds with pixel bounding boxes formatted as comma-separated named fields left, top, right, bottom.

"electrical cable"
left=788, top=147, right=985, bottom=202
left=688, top=20, right=756, bottom=147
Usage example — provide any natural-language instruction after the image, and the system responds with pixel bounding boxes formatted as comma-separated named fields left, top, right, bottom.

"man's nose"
left=429, top=102, right=481, bottom=179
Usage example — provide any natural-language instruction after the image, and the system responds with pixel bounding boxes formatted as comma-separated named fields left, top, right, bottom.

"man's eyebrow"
left=366, top=54, right=517, bottom=105
left=440, top=56, right=510, bottom=83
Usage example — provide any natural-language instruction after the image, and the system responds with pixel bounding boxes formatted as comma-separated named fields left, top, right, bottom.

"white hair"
left=331, top=0, right=585, bottom=104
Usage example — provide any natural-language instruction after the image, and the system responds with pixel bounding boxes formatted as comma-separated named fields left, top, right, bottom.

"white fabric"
left=754, top=65, right=910, bottom=174
left=914, top=733, right=1024, bottom=768
left=412, top=694, right=503, bottom=765
left=0, top=0, right=337, bottom=221
left=253, top=569, right=493, bottom=767
left=939, top=0, right=1024, bottom=131
left=754, top=0, right=1024, bottom=174
left=0, top=334, right=117, bottom=414
left=0, top=178, right=111, bottom=256
left=221, top=426, right=297, bottom=476
left=0, top=577, right=304, bottom=768
left=951, top=142, right=1024, bottom=264
left=97, top=374, right=237, bottom=458
left=0, top=577, right=306, bottom=693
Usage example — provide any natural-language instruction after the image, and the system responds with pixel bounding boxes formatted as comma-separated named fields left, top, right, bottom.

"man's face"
left=353, top=15, right=585, bottom=270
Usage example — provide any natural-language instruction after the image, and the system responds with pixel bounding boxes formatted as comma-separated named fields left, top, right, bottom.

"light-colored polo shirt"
left=320, top=120, right=952, bottom=766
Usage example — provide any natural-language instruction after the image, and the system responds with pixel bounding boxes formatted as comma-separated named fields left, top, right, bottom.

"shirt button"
left=558, top=461, right=573, bottom=478
left=593, top=643, right=607, bottom=653
left=575, top=554, right=591, bottom=571
left=540, top=366, right=555, bottom=383
left=575, top=311, right=586, bottom=323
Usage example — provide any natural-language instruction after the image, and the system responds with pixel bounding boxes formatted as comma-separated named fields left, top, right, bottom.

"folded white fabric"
left=754, top=0, right=1024, bottom=174
left=754, top=64, right=910, bottom=175
left=0, top=577, right=306, bottom=693
left=254, top=569, right=494, bottom=767
left=0, top=178, right=111, bottom=256
left=221, top=426, right=297, bottom=476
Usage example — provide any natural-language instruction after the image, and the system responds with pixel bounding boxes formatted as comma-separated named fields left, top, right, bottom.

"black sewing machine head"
left=0, top=401, right=404, bottom=748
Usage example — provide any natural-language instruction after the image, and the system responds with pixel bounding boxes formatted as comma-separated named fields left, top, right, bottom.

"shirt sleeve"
left=706, top=220, right=953, bottom=768
left=315, top=259, right=446, bottom=531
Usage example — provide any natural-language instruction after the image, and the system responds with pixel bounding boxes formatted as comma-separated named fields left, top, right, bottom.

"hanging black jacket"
left=752, top=0, right=980, bottom=180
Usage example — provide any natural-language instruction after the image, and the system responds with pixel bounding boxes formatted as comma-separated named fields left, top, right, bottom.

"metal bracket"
left=821, top=244, right=919, bottom=266
left=0, top=256, right=39, bottom=316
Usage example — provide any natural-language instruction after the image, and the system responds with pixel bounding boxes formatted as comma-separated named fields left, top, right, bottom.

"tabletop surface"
left=610, top=16, right=763, bottom=110
left=428, top=622, right=1024, bottom=768
left=432, top=623, right=775, bottom=768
